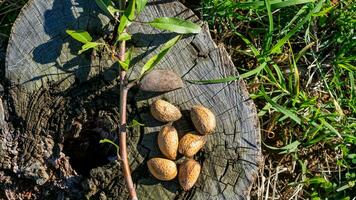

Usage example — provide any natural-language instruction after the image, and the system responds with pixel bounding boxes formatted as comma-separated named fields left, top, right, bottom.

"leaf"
left=260, top=89, right=302, bottom=124
left=263, top=0, right=273, bottom=53
left=118, top=32, right=132, bottom=41
left=118, top=60, right=129, bottom=70
left=118, top=47, right=133, bottom=71
left=234, top=31, right=260, bottom=56
left=78, top=42, right=100, bottom=54
left=99, top=139, right=119, bottom=153
left=126, top=0, right=136, bottom=21
left=233, top=0, right=316, bottom=10
left=118, top=15, right=130, bottom=34
left=271, top=0, right=316, bottom=9
left=66, top=30, right=92, bottom=44
left=319, top=118, right=342, bottom=138
left=140, top=35, right=181, bottom=75
left=239, top=62, right=267, bottom=79
left=136, top=0, right=147, bottom=13
left=128, top=119, right=144, bottom=127
left=117, top=0, right=136, bottom=34
left=187, top=76, right=239, bottom=84
left=95, top=0, right=120, bottom=17
left=148, top=17, right=201, bottom=34
left=269, top=0, right=323, bottom=54
left=264, top=140, right=301, bottom=154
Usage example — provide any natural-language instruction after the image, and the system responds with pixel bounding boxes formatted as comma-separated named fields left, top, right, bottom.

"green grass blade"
left=261, top=89, right=302, bottom=124
left=271, top=0, right=316, bottom=9
left=270, top=0, right=323, bottom=54
left=187, top=76, right=239, bottom=84
left=99, top=139, right=119, bottom=153
left=140, top=35, right=181, bottom=75
left=263, top=0, right=273, bottom=52
left=239, top=62, right=267, bottom=79
left=234, top=31, right=260, bottom=56
left=319, top=118, right=342, bottom=138
left=232, top=0, right=315, bottom=10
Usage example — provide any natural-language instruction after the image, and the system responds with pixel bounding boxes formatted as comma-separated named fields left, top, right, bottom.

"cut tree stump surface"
left=2, top=0, right=262, bottom=199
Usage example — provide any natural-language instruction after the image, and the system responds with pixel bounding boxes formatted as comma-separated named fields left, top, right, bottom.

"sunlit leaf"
left=118, top=32, right=132, bottom=41
left=140, top=35, right=181, bottom=75
left=118, top=60, right=129, bottom=70
left=118, top=15, right=130, bottom=33
left=126, top=0, right=136, bottom=21
left=66, top=30, right=92, bottom=44
left=260, top=89, right=302, bottom=124
left=264, top=140, right=301, bottom=154
left=99, top=139, right=119, bottom=153
left=128, top=119, right=144, bottom=127
left=136, top=0, right=148, bottom=13
left=187, top=76, right=239, bottom=84
left=78, top=42, right=100, bottom=54
left=95, top=0, right=121, bottom=17
left=118, top=47, right=134, bottom=71
left=148, top=17, right=201, bottom=34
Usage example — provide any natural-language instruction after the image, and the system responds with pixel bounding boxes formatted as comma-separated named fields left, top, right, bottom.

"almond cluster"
left=147, top=99, right=216, bottom=191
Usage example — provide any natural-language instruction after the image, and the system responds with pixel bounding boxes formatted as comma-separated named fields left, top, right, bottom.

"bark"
left=1, top=0, right=262, bottom=199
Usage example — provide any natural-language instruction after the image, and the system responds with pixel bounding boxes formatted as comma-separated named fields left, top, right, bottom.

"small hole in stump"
left=62, top=121, right=117, bottom=176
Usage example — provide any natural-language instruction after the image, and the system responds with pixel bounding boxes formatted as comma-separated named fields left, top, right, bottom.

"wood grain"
left=2, top=0, right=262, bottom=199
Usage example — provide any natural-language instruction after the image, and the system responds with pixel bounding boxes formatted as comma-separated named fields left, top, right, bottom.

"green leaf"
left=271, top=0, right=316, bottom=9
left=264, top=140, right=301, bottom=154
left=99, top=139, right=119, bottom=153
left=118, top=60, right=129, bottom=70
left=260, top=89, right=302, bottom=124
left=128, top=119, right=144, bottom=127
left=234, top=32, right=260, bottom=57
left=118, top=15, right=130, bottom=34
left=118, top=32, right=132, bottom=41
left=233, top=0, right=315, bottom=10
left=263, top=0, right=273, bottom=52
left=239, top=62, right=267, bottom=79
left=95, top=0, right=120, bottom=17
left=319, top=118, right=342, bottom=138
left=136, top=0, right=147, bottom=13
left=126, top=0, right=136, bottom=21
left=269, top=0, right=323, bottom=54
left=140, top=35, right=181, bottom=75
left=118, top=47, right=134, bottom=71
left=148, top=17, right=201, bottom=34
left=117, top=0, right=137, bottom=34
left=66, top=30, right=92, bottom=44
left=78, top=42, right=100, bottom=54
left=187, top=76, right=239, bottom=84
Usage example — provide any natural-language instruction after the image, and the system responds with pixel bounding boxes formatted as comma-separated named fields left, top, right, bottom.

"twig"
left=117, top=33, right=138, bottom=199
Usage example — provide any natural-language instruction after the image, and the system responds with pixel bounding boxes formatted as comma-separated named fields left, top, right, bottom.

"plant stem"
left=118, top=39, right=138, bottom=199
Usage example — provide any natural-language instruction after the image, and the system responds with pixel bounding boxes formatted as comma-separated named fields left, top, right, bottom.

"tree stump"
left=1, top=0, right=262, bottom=199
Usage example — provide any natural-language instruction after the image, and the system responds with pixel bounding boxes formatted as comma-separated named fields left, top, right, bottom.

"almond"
left=191, top=105, right=216, bottom=135
left=147, top=158, right=177, bottom=181
left=139, top=70, right=184, bottom=92
left=178, top=159, right=201, bottom=191
left=150, top=99, right=182, bottom=122
left=178, top=132, right=206, bottom=157
left=158, top=125, right=179, bottom=160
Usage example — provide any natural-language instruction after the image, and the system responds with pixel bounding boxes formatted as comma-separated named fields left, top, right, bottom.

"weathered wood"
left=2, top=0, right=261, bottom=199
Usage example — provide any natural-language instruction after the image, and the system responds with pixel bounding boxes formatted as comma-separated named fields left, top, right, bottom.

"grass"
left=201, top=0, right=355, bottom=199
left=0, top=0, right=355, bottom=199
left=0, top=0, right=27, bottom=38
